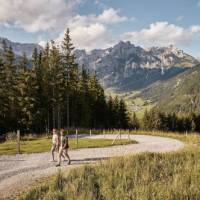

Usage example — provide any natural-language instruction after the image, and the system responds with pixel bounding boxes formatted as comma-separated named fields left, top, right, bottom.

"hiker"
left=50, top=128, right=59, bottom=162
left=56, top=129, right=71, bottom=167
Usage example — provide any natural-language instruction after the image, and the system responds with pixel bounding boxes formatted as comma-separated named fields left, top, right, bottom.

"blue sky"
left=0, top=0, right=200, bottom=57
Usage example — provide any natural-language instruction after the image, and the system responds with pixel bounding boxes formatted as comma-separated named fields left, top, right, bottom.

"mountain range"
left=75, top=41, right=199, bottom=92
left=74, top=41, right=200, bottom=114
left=0, top=37, right=42, bottom=58
left=1, top=37, right=200, bottom=114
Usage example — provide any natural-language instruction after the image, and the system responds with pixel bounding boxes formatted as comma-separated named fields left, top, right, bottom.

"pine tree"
left=113, top=96, right=120, bottom=128
left=88, top=71, right=105, bottom=128
left=40, top=43, right=53, bottom=131
left=49, top=40, right=64, bottom=129
left=3, top=46, right=18, bottom=130
left=142, top=109, right=149, bottom=130
left=0, top=57, right=7, bottom=133
left=61, top=28, right=76, bottom=128
left=107, top=95, right=115, bottom=128
left=17, top=53, right=29, bottom=130
left=19, top=53, right=29, bottom=71
left=78, top=66, right=91, bottom=127
left=131, top=112, right=139, bottom=130
left=118, top=99, right=129, bottom=128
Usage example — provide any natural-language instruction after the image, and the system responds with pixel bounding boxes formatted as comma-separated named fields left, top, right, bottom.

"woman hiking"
left=56, top=129, right=71, bottom=167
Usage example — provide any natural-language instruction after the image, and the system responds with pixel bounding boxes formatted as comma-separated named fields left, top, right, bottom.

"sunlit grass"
left=0, top=137, right=137, bottom=155
left=128, top=129, right=200, bottom=144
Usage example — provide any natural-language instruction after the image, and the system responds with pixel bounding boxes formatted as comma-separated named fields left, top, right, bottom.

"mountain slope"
left=0, top=37, right=42, bottom=58
left=75, top=41, right=199, bottom=92
left=137, top=64, right=200, bottom=113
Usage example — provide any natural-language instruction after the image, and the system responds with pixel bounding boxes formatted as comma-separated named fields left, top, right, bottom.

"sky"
left=0, top=0, right=200, bottom=57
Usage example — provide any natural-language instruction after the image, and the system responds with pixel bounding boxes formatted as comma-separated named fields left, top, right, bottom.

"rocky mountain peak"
left=75, top=41, right=199, bottom=92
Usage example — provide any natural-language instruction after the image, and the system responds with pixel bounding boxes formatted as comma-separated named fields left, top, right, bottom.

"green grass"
left=19, top=132, right=200, bottom=200
left=0, top=137, right=137, bottom=155
left=128, top=129, right=200, bottom=145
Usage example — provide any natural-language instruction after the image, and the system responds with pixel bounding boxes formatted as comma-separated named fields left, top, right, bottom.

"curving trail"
left=0, top=134, right=184, bottom=199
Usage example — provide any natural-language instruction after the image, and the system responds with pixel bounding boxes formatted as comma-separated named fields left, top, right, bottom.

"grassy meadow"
left=0, top=136, right=136, bottom=155
left=19, top=132, right=200, bottom=200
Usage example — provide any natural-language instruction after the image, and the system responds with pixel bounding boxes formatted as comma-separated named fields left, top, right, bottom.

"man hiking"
left=50, top=128, right=59, bottom=162
left=56, top=129, right=71, bottom=167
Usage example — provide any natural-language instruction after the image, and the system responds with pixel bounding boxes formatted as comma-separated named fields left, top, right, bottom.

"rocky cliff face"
left=75, top=41, right=199, bottom=92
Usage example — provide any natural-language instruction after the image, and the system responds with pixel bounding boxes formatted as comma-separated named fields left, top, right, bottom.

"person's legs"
left=63, top=148, right=71, bottom=165
left=61, top=152, right=65, bottom=161
left=56, top=147, right=63, bottom=166
left=51, top=144, right=56, bottom=161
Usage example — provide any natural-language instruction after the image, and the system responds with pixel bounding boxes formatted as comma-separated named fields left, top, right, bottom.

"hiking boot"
left=55, top=164, right=60, bottom=167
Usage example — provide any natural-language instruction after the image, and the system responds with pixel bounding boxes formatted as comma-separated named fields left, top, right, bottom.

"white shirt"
left=52, top=134, right=58, bottom=145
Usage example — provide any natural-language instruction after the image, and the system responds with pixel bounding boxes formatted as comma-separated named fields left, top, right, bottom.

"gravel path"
left=0, top=134, right=184, bottom=199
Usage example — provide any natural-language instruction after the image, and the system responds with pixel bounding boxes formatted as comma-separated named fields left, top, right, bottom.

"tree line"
left=130, top=109, right=200, bottom=133
left=0, top=29, right=129, bottom=135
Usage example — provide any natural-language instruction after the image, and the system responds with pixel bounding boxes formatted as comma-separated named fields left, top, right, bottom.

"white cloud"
left=56, top=8, right=129, bottom=50
left=70, top=23, right=113, bottom=50
left=97, top=8, right=128, bottom=24
left=121, top=21, right=200, bottom=47
left=0, top=0, right=82, bottom=32
left=190, top=25, right=200, bottom=33
left=0, top=1, right=132, bottom=50
left=65, top=8, right=128, bottom=26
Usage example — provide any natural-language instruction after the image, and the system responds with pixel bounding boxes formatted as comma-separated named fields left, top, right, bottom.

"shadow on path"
left=71, top=156, right=108, bottom=163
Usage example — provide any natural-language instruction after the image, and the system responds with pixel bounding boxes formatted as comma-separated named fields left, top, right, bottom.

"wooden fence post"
left=76, top=129, right=78, bottom=148
left=17, top=130, right=20, bottom=154
left=90, top=129, right=92, bottom=136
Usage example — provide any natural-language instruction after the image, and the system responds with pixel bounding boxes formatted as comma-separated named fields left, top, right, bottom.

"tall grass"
left=20, top=134, right=200, bottom=200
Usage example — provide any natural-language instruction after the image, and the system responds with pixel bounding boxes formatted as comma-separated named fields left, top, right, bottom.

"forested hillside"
left=0, top=29, right=129, bottom=134
left=138, top=64, right=200, bottom=114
